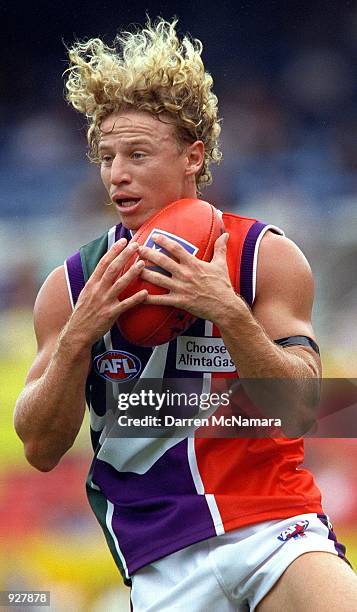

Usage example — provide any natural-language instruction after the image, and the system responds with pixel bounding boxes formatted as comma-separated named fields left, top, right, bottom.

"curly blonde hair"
left=64, top=18, right=222, bottom=188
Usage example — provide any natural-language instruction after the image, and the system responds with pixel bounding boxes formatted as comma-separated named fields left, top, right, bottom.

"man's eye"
left=101, top=155, right=113, bottom=163
left=131, top=152, right=145, bottom=160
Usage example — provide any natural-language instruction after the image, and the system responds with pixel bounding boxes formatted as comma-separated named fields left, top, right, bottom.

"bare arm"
left=217, top=231, right=321, bottom=379
left=138, top=230, right=321, bottom=433
left=216, top=232, right=321, bottom=434
left=14, top=239, right=147, bottom=471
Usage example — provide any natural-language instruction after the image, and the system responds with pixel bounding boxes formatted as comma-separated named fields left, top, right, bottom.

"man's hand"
left=138, top=232, right=238, bottom=323
left=67, top=238, right=147, bottom=348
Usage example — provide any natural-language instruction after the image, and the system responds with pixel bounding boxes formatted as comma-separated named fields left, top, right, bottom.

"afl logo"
left=94, top=350, right=141, bottom=382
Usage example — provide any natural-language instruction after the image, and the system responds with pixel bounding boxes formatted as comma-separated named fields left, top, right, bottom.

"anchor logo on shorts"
left=277, top=520, right=309, bottom=542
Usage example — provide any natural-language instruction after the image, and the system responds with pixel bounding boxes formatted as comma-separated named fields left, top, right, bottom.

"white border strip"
left=186, top=316, right=225, bottom=535
left=106, top=501, right=130, bottom=579
left=105, top=227, right=116, bottom=355
left=89, top=403, right=107, bottom=432
left=205, top=495, right=225, bottom=535
left=252, top=224, right=284, bottom=303
left=187, top=437, right=205, bottom=495
left=102, top=331, right=120, bottom=405
left=107, top=225, right=117, bottom=250
left=103, top=331, right=113, bottom=351
left=187, top=439, right=225, bottom=535
left=204, top=320, right=213, bottom=336
left=88, top=480, right=100, bottom=491
left=63, top=259, right=74, bottom=311
left=139, top=343, right=169, bottom=379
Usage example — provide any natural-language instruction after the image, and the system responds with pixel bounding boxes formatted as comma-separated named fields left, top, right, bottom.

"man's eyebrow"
left=98, top=137, right=153, bottom=149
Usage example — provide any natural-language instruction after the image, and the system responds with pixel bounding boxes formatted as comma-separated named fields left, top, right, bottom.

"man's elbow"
left=282, top=378, right=320, bottom=437
left=23, top=440, right=67, bottom=472
left=293, top=412, right=317, bottom=437
left=284, top=397, right=319, bottom=437
left=282, top=413, right=316, bottom=438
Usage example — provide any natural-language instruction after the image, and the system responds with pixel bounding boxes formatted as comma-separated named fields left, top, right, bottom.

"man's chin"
left=118, top=212, right=153, bottom=232
left=120, top=219, right=142, bottom=232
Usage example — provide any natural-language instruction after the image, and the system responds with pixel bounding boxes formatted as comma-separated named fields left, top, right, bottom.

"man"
left=14, top=18, right=357, bottom=611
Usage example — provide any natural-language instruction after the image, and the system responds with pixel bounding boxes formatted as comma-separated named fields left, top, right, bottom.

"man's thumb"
left=212, top=232, right=229, bottom=259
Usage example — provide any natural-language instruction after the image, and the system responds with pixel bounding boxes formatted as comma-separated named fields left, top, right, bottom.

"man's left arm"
left=217, top=230, right=321, bottom=380
left=139, top=230, right=321, bottom=433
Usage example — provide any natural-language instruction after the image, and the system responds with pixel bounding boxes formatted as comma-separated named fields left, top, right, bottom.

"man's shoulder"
left=256, top=231, right=314, bottom=303
left=79, top=225, right=118, bottom=255
left=259, top=231, right=311, bottom=272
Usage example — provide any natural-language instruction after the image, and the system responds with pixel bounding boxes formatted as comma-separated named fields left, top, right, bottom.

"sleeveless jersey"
left=64, top=213, right=323, bottom=584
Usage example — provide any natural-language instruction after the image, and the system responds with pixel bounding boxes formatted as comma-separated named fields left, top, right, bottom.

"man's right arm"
left=14, top=238, right=146, bottom=472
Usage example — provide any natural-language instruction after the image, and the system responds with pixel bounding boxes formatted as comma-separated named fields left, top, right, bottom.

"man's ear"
left=185, top=141, right=205, bottom=177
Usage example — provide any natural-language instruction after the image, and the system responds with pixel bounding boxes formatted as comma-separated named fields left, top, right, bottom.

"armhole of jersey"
left=240, top=222, right=284, bottom=306
left=252, top=224, right=284, bottom=303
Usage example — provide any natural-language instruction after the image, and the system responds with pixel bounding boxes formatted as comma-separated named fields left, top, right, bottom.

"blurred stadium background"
left=1, top=1, right=357, bottom=609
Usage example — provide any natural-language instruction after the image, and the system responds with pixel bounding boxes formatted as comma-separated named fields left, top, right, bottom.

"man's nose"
left=110, top=155, right=131, bottom=184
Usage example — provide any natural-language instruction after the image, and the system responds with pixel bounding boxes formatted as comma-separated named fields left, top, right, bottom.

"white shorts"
left=130, top=513, right=348, bottom=611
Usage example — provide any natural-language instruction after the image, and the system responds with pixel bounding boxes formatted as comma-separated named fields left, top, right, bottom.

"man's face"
left=99, top=110, right=200, bottom=230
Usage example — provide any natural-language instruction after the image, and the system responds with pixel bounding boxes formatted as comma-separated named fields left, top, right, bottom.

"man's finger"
left=140, top=268, right=174, bottom=290
left=150, top=233, right=192, bottom=263
left=138, top=245, right=179, bottom=275
left=102, top=241, right=140, bottom=285
left=110, top=259, right=145, bottom=296
left=116, top=289, right=148, bottom=315
left=143, top=293, right=179, bottom=307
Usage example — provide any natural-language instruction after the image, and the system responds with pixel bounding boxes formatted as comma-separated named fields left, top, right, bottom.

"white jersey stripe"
left=187, top=438, right=225, bottom=536
left=204, top=320, right=213, bottom=336
left=205, top=494, right=225, bottom=535
left=107, top=225, right=117, bottom=250
left=101, top=330, right=120, bottom=424
left=106, top=501, right=130, bottom=580
left=252, top=224, right=284, bottom=304
left=88, top=480, right=100, bottom=491
left=94, top=239, right=117, bottom=446
left=63, top=259, right=74, bottom=310
left=187, top=438, right=205, bottom=495
left=89, top=404, right=107, bottom=432
left=186, top=318, right=225, bottom=536
left=204, top=318, right=224, bottom=534
left=139, top=343, right=169, bottom=378
left=103, top=331, right=113, bottom=351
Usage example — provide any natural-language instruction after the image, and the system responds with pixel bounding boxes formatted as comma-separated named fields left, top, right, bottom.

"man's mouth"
left=114, top=198, right=141, bottom=210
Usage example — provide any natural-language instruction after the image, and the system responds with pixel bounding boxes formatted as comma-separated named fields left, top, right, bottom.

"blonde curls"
left=64, top=18, right=222, bottom=187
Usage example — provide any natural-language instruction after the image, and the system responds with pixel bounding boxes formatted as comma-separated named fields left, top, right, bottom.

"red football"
left=117, top=198, right=223, bottom=346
